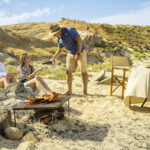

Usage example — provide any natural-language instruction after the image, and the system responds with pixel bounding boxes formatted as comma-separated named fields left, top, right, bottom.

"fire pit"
left=12, top=95, right=70, bottom=137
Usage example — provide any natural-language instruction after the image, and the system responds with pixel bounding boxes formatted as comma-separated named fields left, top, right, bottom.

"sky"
left=0, top=0, right=150, bottom=26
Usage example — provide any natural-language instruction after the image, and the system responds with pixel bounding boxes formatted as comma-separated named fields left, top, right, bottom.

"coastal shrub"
left=87, top=64, right=100, bottom=72
left=95, top=42, right=105, bottom=48
left=39, top=66, right=66, bottom=80
left=99, top=63, right=111, bottom=72
left=134, top=53, right=146, bottom=60
left=48, top=72, right=66, bottom=80
left=105, top=46, right=114, bottom=52
left=46, top=47, right=58, bottom=53
left=133, top=46, right=142, bottom=53
left=5, top=57, right=18, bottom=66
left=6, top=65, right=17, bottom=73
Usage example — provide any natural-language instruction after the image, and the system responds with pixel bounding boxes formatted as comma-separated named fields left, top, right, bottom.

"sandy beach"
left=0, top=76, right=150, bottom=150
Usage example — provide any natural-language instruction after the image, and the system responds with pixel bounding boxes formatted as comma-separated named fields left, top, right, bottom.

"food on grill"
left=24, top=92, right=61, bottom=108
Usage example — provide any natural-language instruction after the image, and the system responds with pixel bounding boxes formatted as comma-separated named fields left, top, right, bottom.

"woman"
left=17, top=53, right=52, bottom=94
left=0, top=62, right=16, bottom=89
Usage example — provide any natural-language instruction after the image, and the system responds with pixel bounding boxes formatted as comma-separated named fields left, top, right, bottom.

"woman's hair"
left=19, top=53, right=28, bottom=67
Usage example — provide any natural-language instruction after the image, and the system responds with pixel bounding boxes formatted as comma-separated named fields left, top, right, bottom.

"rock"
left=0, top=89, right=7, bottom=100
left=17, top=87, right=34, bottom=99
left=91, top=70, right=105, bottom=81
left=92, top=81, right=101, bottom=85
left=99, top=77, right=111, bottom=85
left=6, top=82, right=24, bottom=94
left=4, top=82, right=35, bottom=99
left=82, top=33, right=103, bottom=49
left=4, top=127, right=23, bottom=140
left=7, top=92, right=17, bottom=99
left=17, top=141, right=35, bottom=150
left=23, top=132, right=38, bottom=143
left=20, top=114, right=30, bottom=123
left=0, top=110, right=12, bottom=134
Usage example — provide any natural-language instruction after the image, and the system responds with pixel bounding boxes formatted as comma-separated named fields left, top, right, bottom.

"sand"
left=0, top=76, right=150, bottom=150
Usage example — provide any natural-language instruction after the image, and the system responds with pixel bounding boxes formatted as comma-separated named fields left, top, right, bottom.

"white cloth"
left=124, top=66, right=150, bottom=106
left=0, top=62, right=7, bottom=78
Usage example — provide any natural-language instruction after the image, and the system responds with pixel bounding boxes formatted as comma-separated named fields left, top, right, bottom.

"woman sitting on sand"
left=0, top=62, right=16, bottom=89
left=17, top=53, right=52, bottom=94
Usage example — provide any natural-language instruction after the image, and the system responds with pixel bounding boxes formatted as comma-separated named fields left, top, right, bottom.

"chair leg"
left=122, top=69, right=126, bottom=99
left=110, top=68, right=114, bottom=96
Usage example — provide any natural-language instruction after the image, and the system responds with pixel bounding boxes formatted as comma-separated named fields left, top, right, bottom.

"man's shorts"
left=66, top=50, right=87, bottom=73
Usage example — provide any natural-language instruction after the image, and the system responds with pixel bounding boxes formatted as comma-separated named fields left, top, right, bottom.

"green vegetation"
left=0, top=18, right=150, bottom=73
left=48, top=73, right=66, bottom=80
left=6, top=65, right=17, bottom=73
left=95, top=43, right=105, bottom=48
left=134, top=53, right=146, bottom=60
left=74, top=72, right=81, bottom=77
left=74, top=72, right=93, bottom=77
left=38, top=66, right=66, bottom=80
left=5, top=57, right=18, bottom=66
left=75, top=83, right=82, bottom=87
left=95, top=43, right=115, bottom=52
left=133, top=46, right=142, bottom=53
left=88, top=64, right=101, bottom=72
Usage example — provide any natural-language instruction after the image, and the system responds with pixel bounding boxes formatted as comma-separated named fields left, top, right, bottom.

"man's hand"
left=42, top=60, right=54, bottom=65
left=50, top=58, right=55, bottom=64
left=75, top=55, right=80, bottom=62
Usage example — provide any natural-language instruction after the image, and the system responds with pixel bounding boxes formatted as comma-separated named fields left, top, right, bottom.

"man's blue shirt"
left=57, top=27, right=86, bottom=55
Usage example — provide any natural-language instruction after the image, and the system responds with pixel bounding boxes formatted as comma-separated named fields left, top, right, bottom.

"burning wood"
left=24, top=92, right=61, bottom=108
left=33, top=108, right=65, bottom=124
left=23, top=92, right=64, bottom=124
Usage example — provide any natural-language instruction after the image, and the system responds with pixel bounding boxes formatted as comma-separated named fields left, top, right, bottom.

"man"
left=0, top=62, right=16, bottom=89
left=47, top=24, right=88, bottom=95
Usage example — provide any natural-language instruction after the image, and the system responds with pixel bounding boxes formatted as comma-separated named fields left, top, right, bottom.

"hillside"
left=0, top=18, right=150, bottom=66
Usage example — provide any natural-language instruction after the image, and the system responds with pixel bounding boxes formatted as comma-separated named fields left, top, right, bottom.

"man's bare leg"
left=82, top=72, right=88, bottom=95
left=65, top=71, right=72, bottom=95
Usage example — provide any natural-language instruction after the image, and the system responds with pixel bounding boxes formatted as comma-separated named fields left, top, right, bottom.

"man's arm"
left=52, top=48, right=63, bottom=61
left=75, top=36, right=82, bottom=61
left=76, top=36, right=82, bottom=54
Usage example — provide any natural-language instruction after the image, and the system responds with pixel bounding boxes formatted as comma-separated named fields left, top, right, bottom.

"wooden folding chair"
left=110, top=56, right=131, bottom=99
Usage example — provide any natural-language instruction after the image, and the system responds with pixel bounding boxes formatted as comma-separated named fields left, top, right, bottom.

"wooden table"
left=12, top=95, right=70, bottom=137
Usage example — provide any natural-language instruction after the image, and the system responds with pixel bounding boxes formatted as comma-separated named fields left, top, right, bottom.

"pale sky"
left=0, top=0, right=150, bottom=26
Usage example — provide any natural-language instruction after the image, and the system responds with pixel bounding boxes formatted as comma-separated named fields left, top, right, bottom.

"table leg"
left=13, top=110, right=16, bottom=127
left=141, top=98, right=147, bottom=107
left=68, top=99, right=70, bottom=117
left=50, top=111, right=54, bottom=137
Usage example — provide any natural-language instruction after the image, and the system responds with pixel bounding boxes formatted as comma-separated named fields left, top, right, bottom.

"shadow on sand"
left=130, top=106, right=150, bottom=113
left=53, top=118, right=111, bottom=142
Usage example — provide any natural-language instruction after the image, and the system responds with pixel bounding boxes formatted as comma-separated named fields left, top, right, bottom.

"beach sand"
left=0, top=77, right=150, bottom=150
